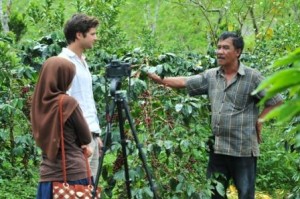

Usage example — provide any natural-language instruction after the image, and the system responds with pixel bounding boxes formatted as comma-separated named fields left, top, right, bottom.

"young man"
left=59, top=13, right=103, bottom=180
left=148, top=32, right=283, bottom=199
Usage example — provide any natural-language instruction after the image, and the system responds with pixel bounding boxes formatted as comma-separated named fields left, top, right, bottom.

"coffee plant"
left=0, top=33, right=38, bottom=198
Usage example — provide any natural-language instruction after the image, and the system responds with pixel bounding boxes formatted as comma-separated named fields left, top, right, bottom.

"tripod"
left=93, top=89, right=158, bottom=199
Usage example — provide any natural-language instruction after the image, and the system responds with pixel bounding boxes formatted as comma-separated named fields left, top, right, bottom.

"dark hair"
left=63, top=14, right=99, bottom=44
left=218, top=31, right=244, bottom=52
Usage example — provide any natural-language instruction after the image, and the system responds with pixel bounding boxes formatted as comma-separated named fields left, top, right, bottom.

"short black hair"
left=63, top=13, right=99, bottom=44
left=218, top=31, right=244, bottom=52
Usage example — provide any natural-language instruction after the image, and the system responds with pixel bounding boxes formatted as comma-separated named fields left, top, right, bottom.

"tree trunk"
left=0, top=0, right=11, bottom=33
left=152, top=0, right=160, bottom=35
left=249, top=5, right=259, bottom=35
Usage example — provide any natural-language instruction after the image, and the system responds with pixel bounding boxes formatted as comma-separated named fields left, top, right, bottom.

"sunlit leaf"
left=252, top=68, right=300, bottom=99
left=146, top=66, right=157, bottom=73
left=266, top=28, right=274, bottom=39
left=273, top=48, right=300, bottom=67
left=187, top=185, right=195, bottom=196
left=295, top=133, right=300, bottom=148
left=216, top=182, right=225, bottom=197
left=187, top=105, right=192, bottom=114
left=175, top=103, right=183, bottom=112
left=164, top=140, right=173, bottom=150
left=166, top=53, right=176, bottom=57
left=144, top=187, right=153, bottom=197
left=289, top=85, right=300, bottom=97
left=177, top=175, right=184, bottom=182
left=176, top=182, right=183, bottom=193
left=113, top=170, right=125, bottom=181
left=156, top=64, right=163, bottom=74
left=262, top=97, right=300, bottom=123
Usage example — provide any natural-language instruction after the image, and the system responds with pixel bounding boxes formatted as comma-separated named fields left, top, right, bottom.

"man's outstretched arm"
left=147, top=73, right=187, bottom=89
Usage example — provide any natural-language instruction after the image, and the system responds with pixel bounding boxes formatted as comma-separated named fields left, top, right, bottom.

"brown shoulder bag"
left=52, top=95, right=101, bottom=199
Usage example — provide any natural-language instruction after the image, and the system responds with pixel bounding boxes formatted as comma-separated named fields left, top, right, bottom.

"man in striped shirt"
left=148, top=32, right=283, bottom=199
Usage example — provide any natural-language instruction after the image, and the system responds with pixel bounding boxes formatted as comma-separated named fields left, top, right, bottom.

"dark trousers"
left=207, top=152, right=257, bottom=199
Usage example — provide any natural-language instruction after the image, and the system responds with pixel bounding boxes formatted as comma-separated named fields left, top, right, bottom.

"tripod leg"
left=92, top=100, right=116, bottom=198
left=122, top=100, right=159, bottom=199
left=116, top=100, right=132, bottom=199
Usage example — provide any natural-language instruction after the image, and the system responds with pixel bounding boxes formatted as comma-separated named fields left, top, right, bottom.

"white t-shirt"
left=59, top=48, right=101, bottom=134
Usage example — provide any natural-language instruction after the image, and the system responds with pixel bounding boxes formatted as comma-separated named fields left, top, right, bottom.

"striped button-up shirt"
left=186, top=63, right=282, bottom=157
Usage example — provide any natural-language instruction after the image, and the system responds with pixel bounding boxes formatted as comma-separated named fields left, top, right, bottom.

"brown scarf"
left=31, top=56, right=78, bottom=162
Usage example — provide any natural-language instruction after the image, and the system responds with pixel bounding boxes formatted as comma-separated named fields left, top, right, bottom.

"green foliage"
left=251, top=23, right=300, bottom=73
left=79, top=0, right=130, bottom=54
left=0, top=167, right=38, bottom=198
left=253, top=48, right=300, bottom=126
left=117, top=0, right=300, bottom=53
left=257, top=125, right=298, bottom=196
left=7, top=12, right=27, bottom=41
left=25, top=0, right=66, bottom=38
left=253, top=47, right=300, bottom=197
left=0, top=34, right=38, bottom=196
left=118, top=1, right=209, bottom=53
left=19, top=32, right=66, bottom=71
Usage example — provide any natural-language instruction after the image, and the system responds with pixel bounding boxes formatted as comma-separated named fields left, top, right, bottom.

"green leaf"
left=166, top=53, right=176, bottom=57
left=253, top=68, right=300, bottom=95
left=175, top=103, right=183, bottom=112
left=187, top=105, right=193, bottom=114
left=273, top=48, right=300, bottom=67
left=252, top=68, right=300, bottom=104
left=164, top=140, right=173, bottom=150
left=163, top=63, right=171, bottom=72
left=177, top=175, right=184, bottom=182
left=215, top=182, right=225, bottom=197
left=175, top=182, right=183, bottom=193
left=156, top=64, right=163, bottom=74
left=289, top=84, right=300, bottom=97
left=295, top=132, right=300, bottom=148
left=13, top=146, right=24, bottom=156
left=143, top=66, right=156, bottom=73
left=113, top=170, right=125, bottom=181
left=187, top=185, right=195, bottom=196
left=158, top=54, right=166, bottom=61
left=180, top=140, right=190, bottom=152
left=262, top=98, right=300, bottom=123
left=144, top=187, right=153, bottom=197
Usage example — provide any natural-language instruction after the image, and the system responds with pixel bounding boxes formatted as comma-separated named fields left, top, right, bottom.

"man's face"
left=78, top=27, right=97, bottom=49
left=216, top=38, right=241, bottom=67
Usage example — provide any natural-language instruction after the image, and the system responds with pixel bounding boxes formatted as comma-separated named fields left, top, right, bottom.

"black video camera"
left=106, top=60, right=131, bottom=79
left=105, top=60, right=131, bottom=95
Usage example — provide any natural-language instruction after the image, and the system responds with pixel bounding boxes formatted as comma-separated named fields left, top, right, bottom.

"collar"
left=61, top=47, right=86, bottom=60
left=216, top=62, right=246, bottom=76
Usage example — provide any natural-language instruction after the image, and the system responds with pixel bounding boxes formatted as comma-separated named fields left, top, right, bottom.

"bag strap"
left=59, top=95, right=93, bottom=185
left=84, top=148, right=93, bottom=185
left=59, top=95, right=67, bottom=183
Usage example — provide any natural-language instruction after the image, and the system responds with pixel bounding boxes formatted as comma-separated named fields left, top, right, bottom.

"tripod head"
left=109, top=78, right=121, bottom=96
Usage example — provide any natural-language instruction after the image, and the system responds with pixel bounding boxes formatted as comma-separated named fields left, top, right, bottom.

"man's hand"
left=147, top=73, right=187, bottom=88
left=147, top=73, right=163, bottom=84
left=256, top=120, right=263, bottom=144
left=81, top=145, right=93, bottom=157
